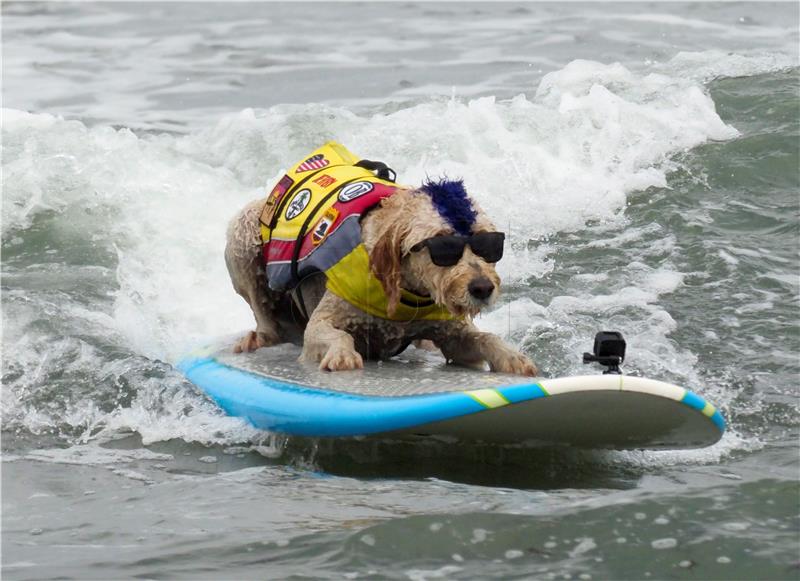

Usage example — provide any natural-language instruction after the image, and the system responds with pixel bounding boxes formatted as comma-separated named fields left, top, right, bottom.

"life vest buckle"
left=354, top=159, right=396, bottom=183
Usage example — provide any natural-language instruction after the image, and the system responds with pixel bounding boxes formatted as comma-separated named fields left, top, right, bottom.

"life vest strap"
left=266, top=165, right=342, bottom=230
left=289, top=176, right=369, bottom=283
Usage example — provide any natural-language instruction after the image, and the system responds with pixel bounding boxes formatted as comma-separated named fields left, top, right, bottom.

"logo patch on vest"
left=285, top=189, right=311, bottom=220
left=260, top=175, right=294, bottom=226
left=312, top=174, right=337, bottom=188
left=312, top=207, right=339, bottom=245
left=296, top=154, right=329, bottom=173
left=338, top=181, right=374, bottom=202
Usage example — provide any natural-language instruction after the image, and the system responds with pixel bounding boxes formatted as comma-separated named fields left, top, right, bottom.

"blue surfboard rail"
left=177, top=354, right=726, bottom=438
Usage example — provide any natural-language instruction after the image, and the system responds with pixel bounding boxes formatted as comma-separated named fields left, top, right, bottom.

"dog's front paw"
left=320, top=345, right=364, bottom=372
left=233, top=330, right=278, bottom=353
left=489, top=350, right=538, bottom=376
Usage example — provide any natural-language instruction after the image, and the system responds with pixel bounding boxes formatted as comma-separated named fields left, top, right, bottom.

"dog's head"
left=363, top=178, right=503, bottom=318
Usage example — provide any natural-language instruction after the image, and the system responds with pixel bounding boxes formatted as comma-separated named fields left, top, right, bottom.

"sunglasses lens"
left=469, top=232, right=505, bottom=262
left=425, top=236, right=466, bottom=266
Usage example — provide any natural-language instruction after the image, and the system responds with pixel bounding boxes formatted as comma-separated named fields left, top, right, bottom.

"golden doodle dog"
left=225, top=142, right=537, bottom=376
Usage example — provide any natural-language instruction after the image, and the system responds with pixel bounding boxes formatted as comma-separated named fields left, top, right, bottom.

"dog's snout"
left=468, top=277, right=495, bottom=301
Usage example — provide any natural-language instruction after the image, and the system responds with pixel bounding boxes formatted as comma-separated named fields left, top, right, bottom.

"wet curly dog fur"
left=225, top=182, right=537, bottom=376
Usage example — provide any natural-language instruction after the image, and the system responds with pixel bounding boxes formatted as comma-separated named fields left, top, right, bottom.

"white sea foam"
left=651, top=537, right=678, bottom=550
left=406, top=565, right=463, bottom=581
left=659, top=50, right=798, bottom=83
left=91, top=376, right=267, bottom=446
left=24, top=445, right=173, bottom=466
left=598, top=429, right=759, bottom=470
left=569, top=537, right=597, bottom=557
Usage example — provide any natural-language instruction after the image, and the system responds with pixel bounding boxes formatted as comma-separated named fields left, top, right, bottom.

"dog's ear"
left=369, top=217, right=407, bottom=317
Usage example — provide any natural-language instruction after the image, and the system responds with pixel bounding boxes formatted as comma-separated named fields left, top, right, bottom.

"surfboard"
left=177, top=343, right=725, bottom=449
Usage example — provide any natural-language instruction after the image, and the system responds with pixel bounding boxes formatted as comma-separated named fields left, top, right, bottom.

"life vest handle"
left=354, top=159, right=396, bottom=183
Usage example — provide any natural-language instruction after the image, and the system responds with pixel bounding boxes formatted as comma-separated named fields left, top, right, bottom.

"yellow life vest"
left=259, top=141, right=454, bottom=322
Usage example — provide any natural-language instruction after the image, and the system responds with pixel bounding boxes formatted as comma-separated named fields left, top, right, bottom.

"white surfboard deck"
left=178, top=343, right=725, bottom=449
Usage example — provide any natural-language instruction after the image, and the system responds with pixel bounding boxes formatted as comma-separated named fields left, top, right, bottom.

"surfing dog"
left=225, top=144, right=537, bottom=376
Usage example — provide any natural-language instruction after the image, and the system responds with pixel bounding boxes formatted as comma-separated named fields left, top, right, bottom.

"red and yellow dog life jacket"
left=259, top=142, right=454, bottom=322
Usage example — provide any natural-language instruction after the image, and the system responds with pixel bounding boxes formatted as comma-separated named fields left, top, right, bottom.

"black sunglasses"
left=411, top=232, right=505, bottom=267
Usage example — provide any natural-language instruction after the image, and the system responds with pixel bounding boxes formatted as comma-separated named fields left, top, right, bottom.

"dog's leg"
left=432, top=320, right=538, bottom=376
left=301, top=293, right=364, bottom=371
left=232, top=286, right=281, bottom=353
left=225, top=199, right=282, bottom=353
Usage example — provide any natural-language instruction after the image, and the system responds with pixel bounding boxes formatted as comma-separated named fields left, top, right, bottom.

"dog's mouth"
left=401, top=283, right=432, bottom=299
left=439, top=289, right=496, bottom=318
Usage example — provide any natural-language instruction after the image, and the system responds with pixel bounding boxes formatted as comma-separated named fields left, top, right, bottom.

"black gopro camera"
left=582, top=331, right=626, bottom=374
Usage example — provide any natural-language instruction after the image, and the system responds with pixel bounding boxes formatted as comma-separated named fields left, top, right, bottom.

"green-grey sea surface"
left=2, top=3, right=798, bottom=579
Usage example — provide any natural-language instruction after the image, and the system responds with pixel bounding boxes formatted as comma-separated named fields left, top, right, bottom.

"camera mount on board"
left=583, top=331, right=626, bottom=375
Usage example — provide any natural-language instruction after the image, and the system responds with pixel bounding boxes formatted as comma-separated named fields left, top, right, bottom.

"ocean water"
left=2, top=2, right=799, bottom=579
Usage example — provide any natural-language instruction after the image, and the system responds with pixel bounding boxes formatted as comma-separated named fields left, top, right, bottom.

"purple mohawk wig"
left=420, top=177, right=477, bottom=236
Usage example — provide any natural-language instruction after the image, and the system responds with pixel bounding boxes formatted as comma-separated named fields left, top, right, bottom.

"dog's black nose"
left=468, top=277, right=495, bottom=301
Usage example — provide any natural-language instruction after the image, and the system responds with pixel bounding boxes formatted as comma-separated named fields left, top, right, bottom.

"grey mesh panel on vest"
left=266, top=215, right=363, bottom=291
left=265, top=263, right=293, bottom=290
